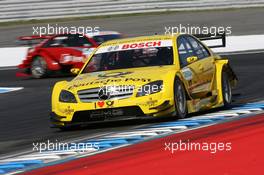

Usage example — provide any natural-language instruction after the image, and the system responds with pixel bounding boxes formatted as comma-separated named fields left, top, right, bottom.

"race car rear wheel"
left=31, top=56, right=48, bottom=78
left=222, top=71, right=232, bottom=107
left=174, top=78, right=187, bottom=119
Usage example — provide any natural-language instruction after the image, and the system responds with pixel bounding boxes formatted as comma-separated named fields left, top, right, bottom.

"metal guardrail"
left=0, top=0, right=264, bottom=22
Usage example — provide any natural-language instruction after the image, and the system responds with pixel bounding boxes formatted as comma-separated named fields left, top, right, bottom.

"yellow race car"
left=50, top=33, right=237, bottom=129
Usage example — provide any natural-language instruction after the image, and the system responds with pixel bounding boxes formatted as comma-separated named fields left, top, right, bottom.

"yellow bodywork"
left=51, top=34, right=237, bottom=127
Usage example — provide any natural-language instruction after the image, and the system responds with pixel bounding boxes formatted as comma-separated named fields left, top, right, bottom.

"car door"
left=177, top=35, right=214, bottom=99
left=40, top=35, right=71, bottom=62
left=185, top=35, right=215, bottom=98
left=41, top=34, right=95, bottom=63
left=177, top=35, right=201, bottom=99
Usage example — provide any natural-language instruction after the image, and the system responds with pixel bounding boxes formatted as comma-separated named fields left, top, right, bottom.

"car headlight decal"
left=59, top=90, right=77, bottom=103
left=136, top=80, right=163, bottom=97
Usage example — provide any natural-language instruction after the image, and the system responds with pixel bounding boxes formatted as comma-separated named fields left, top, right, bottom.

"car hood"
left=66, top=65, right=176, bottom=93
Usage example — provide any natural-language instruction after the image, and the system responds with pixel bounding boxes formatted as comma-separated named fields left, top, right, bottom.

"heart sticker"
left=97, top=101, right=105, bottom=107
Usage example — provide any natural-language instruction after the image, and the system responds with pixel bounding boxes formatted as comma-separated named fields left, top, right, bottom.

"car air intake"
left=77, top=85, right=134, bottom=102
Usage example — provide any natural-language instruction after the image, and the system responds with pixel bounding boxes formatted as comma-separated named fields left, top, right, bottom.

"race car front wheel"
left=222, top=71, right=232, bottom=107
left=174, top=78, right=187, bottom=119
left=31, top=56, right=47, bottom=78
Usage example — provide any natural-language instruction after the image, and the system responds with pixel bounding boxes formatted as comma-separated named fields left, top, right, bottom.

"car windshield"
left=82, top=40, right=173, bottom=73
left=92, top=34, right=121, bottom=45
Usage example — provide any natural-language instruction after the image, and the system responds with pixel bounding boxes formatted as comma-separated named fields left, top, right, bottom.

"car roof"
left=99, top=34, right=180, bottom=46
left=85, top=31, right=121, bottom=37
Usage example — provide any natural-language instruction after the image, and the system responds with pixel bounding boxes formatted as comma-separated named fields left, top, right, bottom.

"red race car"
left=17, top=31, right=122, bottom=78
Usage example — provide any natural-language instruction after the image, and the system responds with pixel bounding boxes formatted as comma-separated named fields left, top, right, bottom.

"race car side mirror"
left=71, top=68, right=80, bottom=75
left=186, top=56, right=198, bottom=64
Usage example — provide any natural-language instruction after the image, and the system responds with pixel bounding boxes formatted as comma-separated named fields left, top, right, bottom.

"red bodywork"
left=17, top=32, right=121, bottom=77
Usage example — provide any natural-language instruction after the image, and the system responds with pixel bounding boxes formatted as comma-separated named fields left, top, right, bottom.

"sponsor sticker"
left=137, top=98, right=158, bottom=107
left=96, top=100, right=114, bottom=108
left=97, top=101, right=105, bottom=108
left=63, top=106, right=74, bottom=115
left=68, top=77, right=151, bottom=90
left=106, top=100, right=114, bottom=107
left=181, top=67, right=193, bottom=81
left=96, top=40, right=173, bottom=54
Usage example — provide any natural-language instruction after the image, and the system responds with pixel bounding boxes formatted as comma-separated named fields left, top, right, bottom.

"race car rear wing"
left=194, top=33, right=226, bottom=48
left=16, top=35, right=53, bottom=46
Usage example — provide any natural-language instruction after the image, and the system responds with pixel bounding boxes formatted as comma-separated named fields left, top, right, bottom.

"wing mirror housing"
left=70, top=68, right=80, bottom=75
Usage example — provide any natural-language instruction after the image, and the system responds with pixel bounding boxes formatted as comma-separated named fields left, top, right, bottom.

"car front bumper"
left=51, top=94, right=175, bottom=127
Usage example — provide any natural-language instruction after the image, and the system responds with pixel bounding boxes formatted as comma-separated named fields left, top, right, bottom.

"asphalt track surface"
left=1, top=8, right=264, bottom=47
left=0, top=52, right=264, bottom=157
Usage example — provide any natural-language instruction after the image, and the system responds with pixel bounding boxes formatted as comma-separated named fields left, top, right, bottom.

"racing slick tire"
left=222, top=71, right=232, bottom=107
left=174, top=78, right=188, bottom=119
left=31, top=56, right=48, bottom=78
